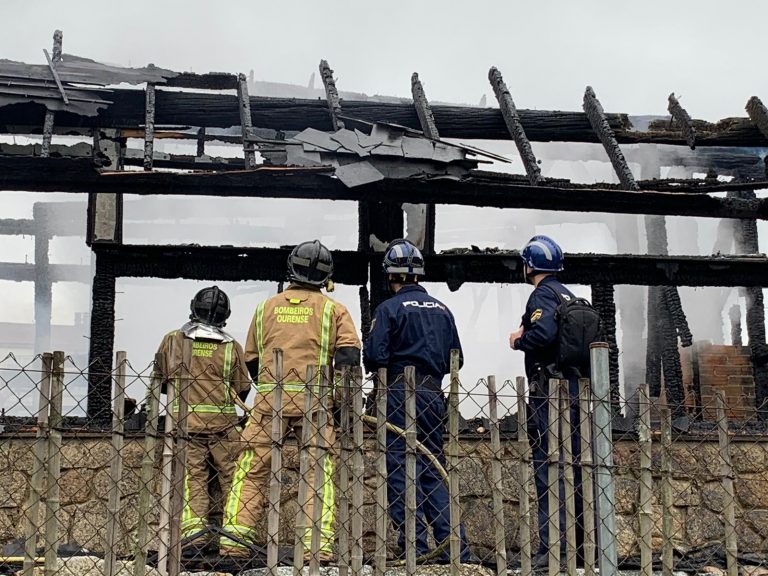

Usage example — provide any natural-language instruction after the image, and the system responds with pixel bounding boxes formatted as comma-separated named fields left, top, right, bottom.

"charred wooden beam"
left=746, top=96, right=768, bottom=140
left=667, top=93, right=696, bottom=149
left=488, top=66, right=542, bottom=184
left=584, top=86, right=639, bottom=191
left=164, top=72, right=238, bottom=91
left=2, top=157, right=767, bottom=221
left=319, top=60, right=344, bottom=131
left=237, top=73, right=257, bottom=169
left=409, top=72, right=436, bottom=254
left=143, top=84, right=156, bottom=171
left=90, top=243, right=768, bottom=288
left=3, top=90, right=768, bottom=147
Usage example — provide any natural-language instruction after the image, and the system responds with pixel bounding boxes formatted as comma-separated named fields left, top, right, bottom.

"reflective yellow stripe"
left=318, top=300, right=334, bottom=368
left=255, top=301, right=266, bottom=362
left=223, top=341, right=233, bottom=402
left=182, top=470, right=192, bottom=526
left=224, top=448, right=255, bottom=528
left=185, top=404, right=238, bottom=414
left=255, top=381, right=309, bottom=394
left=302, top=450, right=335, bottom=551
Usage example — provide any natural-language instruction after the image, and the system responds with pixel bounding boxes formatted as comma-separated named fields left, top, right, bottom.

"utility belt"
left=528, top=363, right=563, bottom=397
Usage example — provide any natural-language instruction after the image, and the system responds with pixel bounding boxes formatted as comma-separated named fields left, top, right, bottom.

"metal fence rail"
left=0, top=346, right=767, bottom=576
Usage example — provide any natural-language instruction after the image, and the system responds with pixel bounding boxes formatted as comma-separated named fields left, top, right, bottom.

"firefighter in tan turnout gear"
left=155, top=286, right=251, bottom=551
left=220, top=240, right=361, bottom=561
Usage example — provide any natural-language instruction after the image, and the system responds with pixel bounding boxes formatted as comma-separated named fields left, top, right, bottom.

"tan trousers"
left=181, top=428, right=240, bottom=538
left=221, top=405, right=336, bottom=552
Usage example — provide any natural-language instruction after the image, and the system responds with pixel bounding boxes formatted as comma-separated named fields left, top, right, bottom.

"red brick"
left=728, top=355, right=753, bottom=366
left=698, top=354, right=729, bottom=366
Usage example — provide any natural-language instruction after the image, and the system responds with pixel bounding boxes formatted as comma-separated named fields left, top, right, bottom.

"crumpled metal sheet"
left=275, top=120, right=507, bottom=187
left=0, top=53, right=180, bottom=116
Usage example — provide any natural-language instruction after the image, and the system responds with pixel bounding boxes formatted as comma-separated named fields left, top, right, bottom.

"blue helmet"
left=383, top=239, right=425, bottom=276
left=521, top=235, right=564, bottom=272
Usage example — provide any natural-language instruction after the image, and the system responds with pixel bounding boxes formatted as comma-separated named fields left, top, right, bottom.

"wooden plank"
left=336, top=368, right=351, bottom=576
left=660, top=391, right=674, bottom=576
left=157, top=359, right=175, bottom=576
left=637, top=384, right=653, bottom=576
left=103, top=351, right=127, bottom=576
left=404, top=367, right=417, bottom=576
left=559, top=380, right=577, bottom=575
left=486, top=375, right=507, bottom=576
left=133, top=353, right=163, bottom=576
left=309, top=367, right=330, bottom=576
left=293, top=367, right=315, bottom=576
left=546, top=377, right=560, bottom=576
left=267, top=349, right=284, bottom=576
left=515, top=376, right=532, bottom=576
left=22, top=353, right=52, bottom=576
left=43, top=351, right=64, bottom=576
left=374, top=368, right=388, bottom=576
left=237, top=73, right=257, bottom=169
left=350, top=367, right=365, bottom=576
left=578, top=378, right=596, bottom=576
left=448, top=350, right=462, bottom=575
left=715, top=391, right=738, bottom=576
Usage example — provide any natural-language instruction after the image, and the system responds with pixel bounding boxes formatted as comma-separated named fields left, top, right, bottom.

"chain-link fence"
left=1, top=345, right=767, bottom=576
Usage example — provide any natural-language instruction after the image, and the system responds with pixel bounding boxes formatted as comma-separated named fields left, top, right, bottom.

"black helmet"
left=287, top=240, right=334, bottom=287
left=190, top=285, right=231, bottom=327
left=383, top=238, right=425, bottom=276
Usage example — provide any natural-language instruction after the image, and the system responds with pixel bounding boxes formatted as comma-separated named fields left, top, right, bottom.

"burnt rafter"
left=92, top=244, right=768, bottom=289
left=3, top=88, right=768, bottom=147
left=1, top=157, right=767, bottom=221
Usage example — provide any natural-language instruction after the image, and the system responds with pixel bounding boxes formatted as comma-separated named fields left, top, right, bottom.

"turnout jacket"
left=244, top=284, right=360, bottom=416
left=155, top=327, right=250, bottom=432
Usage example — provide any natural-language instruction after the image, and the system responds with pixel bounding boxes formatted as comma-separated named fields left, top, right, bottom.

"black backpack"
left=544, top=284, right=602, bottom=376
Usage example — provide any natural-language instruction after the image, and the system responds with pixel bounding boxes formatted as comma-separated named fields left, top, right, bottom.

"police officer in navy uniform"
left=364, top=238, right=472, bottom=563
left=509, top=235, right=584, bottom=568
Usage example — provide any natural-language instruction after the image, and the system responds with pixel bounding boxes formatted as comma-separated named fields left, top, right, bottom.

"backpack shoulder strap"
left=540, top=282, right=566, bottom=305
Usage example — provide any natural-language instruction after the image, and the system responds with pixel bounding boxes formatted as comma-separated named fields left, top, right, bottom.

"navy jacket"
left=363, top=285, right=463, bottom=380
left=513, top=275, right=575, bottom=379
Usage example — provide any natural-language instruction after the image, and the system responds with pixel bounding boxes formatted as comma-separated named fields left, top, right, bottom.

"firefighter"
left=155, top=286, right=251, bottom=551
left=508, top=235, right=584, bottom=567
left=363, top=239, right=472, bottom=563
left=220, top=240, right=361, bottom=561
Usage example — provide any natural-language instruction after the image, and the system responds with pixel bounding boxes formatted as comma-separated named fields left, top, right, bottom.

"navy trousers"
left=385, top=378, right=471, bottom=562
left=527, top=376, right=584, bottom=557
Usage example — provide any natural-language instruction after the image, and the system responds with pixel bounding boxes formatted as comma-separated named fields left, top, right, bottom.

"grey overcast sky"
left=1, top=0, right=764, bottom=121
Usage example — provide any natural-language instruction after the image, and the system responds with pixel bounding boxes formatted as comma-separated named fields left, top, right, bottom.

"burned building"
left=1, top=30, right=768, bottom=429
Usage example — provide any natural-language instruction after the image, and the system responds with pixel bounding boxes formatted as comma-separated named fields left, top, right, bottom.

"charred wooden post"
left=51, top=29, right=63, bottom=63
left=104, top=351, right=127, bottom=576
left=488, top=67, right=542, bottom=185
left=591, top=283, right=620, bottom=411
left=409, top=72, right=437, bottom=253
left=87, top=253, right=116, bottom=425
left=143, top=83, right=156, bottom=171
left=319, top=59, right=344, bottom=131
left=667, top=93, right=696, bottom=149
left=237, top=73, right=257, bottom=168
left=41, top=32, right=64, bottom=158
left=730, top=187, right=768, bottom=414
